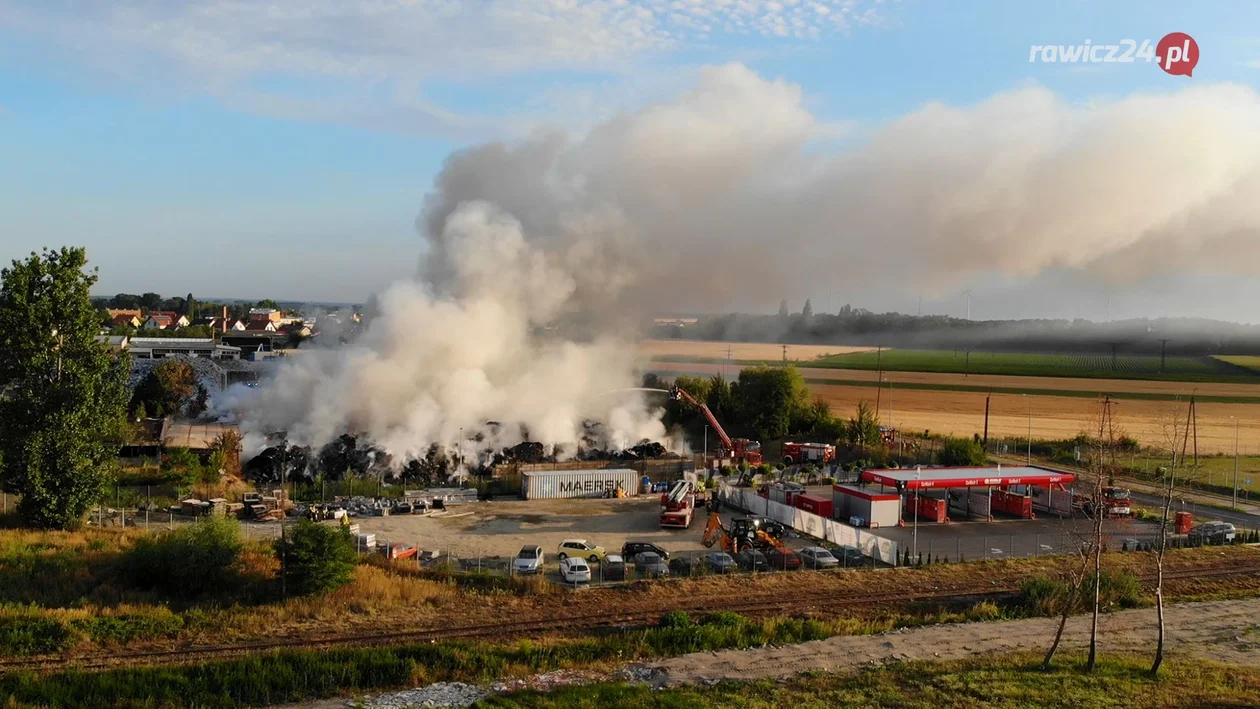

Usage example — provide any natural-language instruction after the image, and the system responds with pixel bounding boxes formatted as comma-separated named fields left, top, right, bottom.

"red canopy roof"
left=860, top=466, right=1075, bottom=490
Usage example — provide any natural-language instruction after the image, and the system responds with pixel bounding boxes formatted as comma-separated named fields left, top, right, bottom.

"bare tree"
left=1151, top=395, right=1197, bottom=675
left=1041, top=534, right=1091, bottom=670
left=1086, top=396, right=1119, bottom=672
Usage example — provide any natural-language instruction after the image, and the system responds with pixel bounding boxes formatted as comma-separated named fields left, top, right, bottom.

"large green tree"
left=0, top=248, right=129, bottom=529
left=731, top=366, right=811, bottom=441
left=131, top=358, right=198, bottom=417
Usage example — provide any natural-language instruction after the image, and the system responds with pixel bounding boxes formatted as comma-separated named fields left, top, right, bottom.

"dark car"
left=669, top=555, right=699, bottom=576
left=764, top=547, right=801, bottom=571
left=601, top=553, right=627, bottom=582
left=736, top=548, right=770, bottom=572
left=622, top=541, right=671, bottom=562
left=829, top=545, right=866, bottom=567
left=706, top=552, right=737, bottom=574
left=634, top=552, right=670, bottom=578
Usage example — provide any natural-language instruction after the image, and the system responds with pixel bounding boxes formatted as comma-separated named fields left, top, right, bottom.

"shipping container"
left=794, top=493, right=833, bottom=519
left=521, top=469, right=639, bottom=500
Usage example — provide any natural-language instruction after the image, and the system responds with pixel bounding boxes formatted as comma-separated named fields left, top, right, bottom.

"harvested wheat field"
left=639, top=339, right=875, bottom=362
left=645, top=361, right=1260, bottom=454
left=811, top=383, right=1260, bottom=455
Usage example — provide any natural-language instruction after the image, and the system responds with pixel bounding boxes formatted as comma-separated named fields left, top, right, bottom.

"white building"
left=127, top=337, right=241, bottom=360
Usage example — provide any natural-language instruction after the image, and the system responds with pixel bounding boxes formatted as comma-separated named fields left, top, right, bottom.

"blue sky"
left=2, top=1, right=1259, bottom=318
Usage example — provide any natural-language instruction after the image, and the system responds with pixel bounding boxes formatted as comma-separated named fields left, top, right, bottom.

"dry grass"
left=638, top=340, right=875, bottom=362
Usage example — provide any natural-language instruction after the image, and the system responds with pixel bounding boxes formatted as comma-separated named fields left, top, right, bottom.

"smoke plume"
left=225, top=64, right=1260, bottom=459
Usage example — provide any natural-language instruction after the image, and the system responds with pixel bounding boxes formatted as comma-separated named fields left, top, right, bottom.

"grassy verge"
left=480, top=653, right=1260, bottom=708
left=0, top=605, right=1016, bottom=708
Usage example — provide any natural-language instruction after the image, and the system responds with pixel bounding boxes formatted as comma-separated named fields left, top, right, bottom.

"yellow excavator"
left=702, top=513, right=789, bottom=554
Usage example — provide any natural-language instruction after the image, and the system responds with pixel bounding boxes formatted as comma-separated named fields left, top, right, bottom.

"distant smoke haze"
left=223, top=64, right=1260, bottom=460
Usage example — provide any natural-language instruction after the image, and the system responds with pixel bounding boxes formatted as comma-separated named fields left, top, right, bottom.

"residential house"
left=143, top=311, right=190, bottom=330
left=106, top=308, right=142, bottom=320
left=197, top=316, right=246, bottom=332
left=279, top=323, right=312, bottom=338
left=248, top=308, right=282, bottom=323
left=245, top=318, right=277, bottom=332
left=111, top=313, right=142, bottom=328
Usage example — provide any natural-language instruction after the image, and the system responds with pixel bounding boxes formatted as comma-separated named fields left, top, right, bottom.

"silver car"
left=800, top=546, right=840, bottom=569
left=1190, top=521, right=1236, bottom=544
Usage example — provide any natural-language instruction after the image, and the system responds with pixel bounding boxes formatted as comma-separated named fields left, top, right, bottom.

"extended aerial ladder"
left=659, top=479, right=697, bottom=529
left=670, top=386, right=762, bottom=466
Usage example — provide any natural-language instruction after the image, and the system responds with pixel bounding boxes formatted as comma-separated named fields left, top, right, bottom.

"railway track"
left=2, top=561, right=1258, bottom=675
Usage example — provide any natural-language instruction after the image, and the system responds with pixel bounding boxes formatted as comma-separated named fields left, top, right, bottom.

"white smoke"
left=220, top=201, right=668, bottom=461
left=226, top=64, right=1260, bottom=459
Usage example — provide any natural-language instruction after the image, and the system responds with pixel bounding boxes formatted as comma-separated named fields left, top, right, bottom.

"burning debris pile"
left=241, top=431, right=679, bottom=487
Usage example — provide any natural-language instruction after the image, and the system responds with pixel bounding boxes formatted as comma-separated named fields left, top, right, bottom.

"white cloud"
left=0, top=0, right=887, bottom=83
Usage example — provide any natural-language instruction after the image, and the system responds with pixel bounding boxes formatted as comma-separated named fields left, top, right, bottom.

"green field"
left=811, top=349, right=1252, bottom=380
left=1215, top=355, right=1260, bottom=374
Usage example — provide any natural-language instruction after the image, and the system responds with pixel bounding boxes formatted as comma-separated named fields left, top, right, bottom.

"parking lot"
left=872, top=516, right=1162, bottom=562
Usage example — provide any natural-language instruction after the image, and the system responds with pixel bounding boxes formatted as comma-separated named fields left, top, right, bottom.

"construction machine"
left=701, top=513, right=789, bottom=554
left=670, top=386, right=762, bottom=466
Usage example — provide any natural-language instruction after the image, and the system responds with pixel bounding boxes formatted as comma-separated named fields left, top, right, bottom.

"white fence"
left=715, top=483, right=899, bottom=565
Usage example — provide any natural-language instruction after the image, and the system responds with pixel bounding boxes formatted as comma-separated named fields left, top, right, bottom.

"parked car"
left=736, top=548, right=770, bottom=572
left=828, top=545, right=866, bottom=567
left=706, top=552, right=737, bottom=574
left=559, top=557, right=591, bottom=584
left=669, top=555, right=699, bottom=576
left=634, top=552, right=670, bottom=578
left=622, top=541, right=671, bottom=561
left=800, top=546, right=840, bottom=569
left=513, top=545, right=544, bottom=575
left=601, top=553, right=627, bottom=582
left=557, top=539, right=607, bottom=562
left=764, top=547, right=801, bottom=571
left=1190, top=521, right=1236, bottom=544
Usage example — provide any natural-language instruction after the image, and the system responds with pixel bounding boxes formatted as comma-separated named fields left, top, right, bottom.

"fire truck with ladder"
left=670, top=386, right=762, bottom=467
left=659, top=479, right=698, bottom=529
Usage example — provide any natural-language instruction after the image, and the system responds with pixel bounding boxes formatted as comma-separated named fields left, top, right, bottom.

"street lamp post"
left=1025, top=394, right=1033, bottom=465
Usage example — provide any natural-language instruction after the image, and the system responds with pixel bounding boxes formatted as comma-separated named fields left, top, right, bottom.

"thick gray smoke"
left=225, top=63, right=1260, bottom=459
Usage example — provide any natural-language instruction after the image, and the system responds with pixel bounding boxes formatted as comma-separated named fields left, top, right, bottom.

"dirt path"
left=651, top=598, right=1260, bottom=685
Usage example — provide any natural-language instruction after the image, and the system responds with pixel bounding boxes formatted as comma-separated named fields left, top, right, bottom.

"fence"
left=713, top=482, right=899, bottom=565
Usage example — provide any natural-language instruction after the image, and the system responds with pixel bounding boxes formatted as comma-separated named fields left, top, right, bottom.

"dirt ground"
left=639, top=340, right=875, bottom=362
left=651, top=596, right=1260, bottom=685
left=348, top=497, right=718, bottom=560
left=648, top=361, right=1260, bottom=454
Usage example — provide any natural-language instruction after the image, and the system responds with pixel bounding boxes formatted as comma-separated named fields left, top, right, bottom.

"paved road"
left=992, top=455, right=1260, bottom=530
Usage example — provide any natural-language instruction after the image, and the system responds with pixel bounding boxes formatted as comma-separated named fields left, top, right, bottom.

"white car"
left=513, top=545, right=543, bottom=575
left=559, top=557, right=591, bottom=584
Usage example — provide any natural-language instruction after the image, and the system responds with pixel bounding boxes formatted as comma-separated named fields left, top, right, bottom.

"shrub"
left=71, top=611, right=185, bottom=645
left=276, top=520, right=357, bottom=596
left=657, top=610, right=693, bottom=630
left=938, top=437, right=987, bottom=466
left=0, top=613, right=75, bottom=655
left=123, top=516, right=244, bottom=598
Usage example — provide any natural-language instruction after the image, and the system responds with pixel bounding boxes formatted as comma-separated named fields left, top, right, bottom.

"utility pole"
left=962, top=290, right=972, bottom=320
left=782, top=344, right=788, bottom=363
left=1232, top=416, right=1240, bottom=509
left=1159, top=339, right=1168, bottom=373
left=704, top=425, right=708, bottom=470
left=982, top=391, right=991, bottom=445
